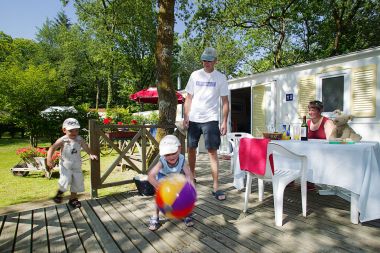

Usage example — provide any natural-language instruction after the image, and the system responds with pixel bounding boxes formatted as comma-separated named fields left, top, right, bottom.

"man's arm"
left=220, top=95, right=229, bottom=136
left=183, top=93, right=193, bottom=129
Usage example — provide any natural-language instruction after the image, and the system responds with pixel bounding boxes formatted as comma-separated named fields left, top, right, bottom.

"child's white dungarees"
left=58, top=136, right=84, bottom=193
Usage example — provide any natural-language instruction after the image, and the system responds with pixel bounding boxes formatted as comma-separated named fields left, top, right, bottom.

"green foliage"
left=183, top=0, right=380, bottom=74
left=105, top=107, right=133, bottom=124
left=103, top=107, right=158, bottom=125
left=0, top=32, right=13, bottom=62
left=0, top=62, right=63, bottom=133
left=145, top=111, right=159, bottom=124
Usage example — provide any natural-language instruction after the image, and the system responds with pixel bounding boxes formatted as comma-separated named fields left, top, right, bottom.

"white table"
left=271, top=139, right=380, bottom=224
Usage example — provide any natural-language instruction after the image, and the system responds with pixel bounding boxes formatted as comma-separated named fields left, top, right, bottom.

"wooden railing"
left=88, top=119, right=185, bottom=198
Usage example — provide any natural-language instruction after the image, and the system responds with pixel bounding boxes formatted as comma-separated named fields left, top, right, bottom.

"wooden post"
left=141, top=127, right=147, bottom=173
left=89, top=119, right=101, bottom=198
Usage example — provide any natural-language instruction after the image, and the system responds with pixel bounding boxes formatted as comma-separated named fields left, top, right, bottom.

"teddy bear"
left=329, top=109, right=362, bottom=142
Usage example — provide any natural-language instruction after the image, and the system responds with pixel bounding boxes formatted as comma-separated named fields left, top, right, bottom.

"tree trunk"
left=106, top=60, right=114, bottom=109
left=95, top=76, right=100, bottom=110
left=155, top=0, right=177, bottom=140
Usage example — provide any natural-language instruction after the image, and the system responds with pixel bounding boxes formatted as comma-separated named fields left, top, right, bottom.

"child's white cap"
left=63, top=118, right=80, bottom=130
left=159, top=135, right=180, bottom=156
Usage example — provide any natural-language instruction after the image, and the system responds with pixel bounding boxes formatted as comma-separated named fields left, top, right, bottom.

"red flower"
left=35, top=148, right=47, bottom=157
left=117, top=121, right=123, bottom=125
left=16, top=147, right=34, bottom=159
left=16, top=147, right=60, bottom=165
left=130, top=119, right=138, bottom=125
left=103, top=117, right=112, bottom=124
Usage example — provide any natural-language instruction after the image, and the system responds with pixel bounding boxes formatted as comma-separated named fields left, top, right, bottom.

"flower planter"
left=106, top=131, right=137, bottom=140
left=11, top=157, right=55, bottom=179
left=13, top=147, right=60, bottom=179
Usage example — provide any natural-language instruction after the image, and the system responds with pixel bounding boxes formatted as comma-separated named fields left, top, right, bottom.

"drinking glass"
left=292, top=125, right=301, bottom=140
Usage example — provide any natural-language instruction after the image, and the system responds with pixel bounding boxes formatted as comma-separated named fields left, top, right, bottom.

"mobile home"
left=228, top=46, right=380, bottom=142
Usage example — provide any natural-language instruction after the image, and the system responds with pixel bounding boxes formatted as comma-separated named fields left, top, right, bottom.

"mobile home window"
left=321, top=76, right=344, bottom=112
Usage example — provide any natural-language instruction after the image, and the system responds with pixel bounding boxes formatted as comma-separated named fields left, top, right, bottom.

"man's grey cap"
left=201, top=47, right=217, bottom=61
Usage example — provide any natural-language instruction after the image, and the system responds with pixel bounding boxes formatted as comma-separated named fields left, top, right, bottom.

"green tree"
left=65, top=0, right=158, bottom=109
left=182, top=0, right=380, bottom=73
left=0, top=63, right=63, bottom=145
left=0, top=32, right=13, bottom=63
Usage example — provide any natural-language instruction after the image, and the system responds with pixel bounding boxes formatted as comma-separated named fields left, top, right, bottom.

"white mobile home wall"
left=227, top=46, right=380, bottom=142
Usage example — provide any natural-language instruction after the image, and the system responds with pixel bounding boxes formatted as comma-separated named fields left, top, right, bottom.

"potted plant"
left=105, top=119, right=139, bottom=140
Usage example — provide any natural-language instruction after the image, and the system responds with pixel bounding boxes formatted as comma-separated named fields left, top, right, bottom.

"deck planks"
left=88, top=198, right=138, bottom=253
left=70, top=202, right=103, bottom=252
left=13, top=211, right=32, bottom=253
left=56, top=204, right=85, bottom=252
left=31, top=208, right=48, bottom=252
left=45, top=206, right=66, bottom=252
left=100, top=197, right=158, bottom=253
left=81, top=200, right=122, bottom=253
left=1, top=154, right=380, bottom=252
left=0, top=213, right=18, bottom=252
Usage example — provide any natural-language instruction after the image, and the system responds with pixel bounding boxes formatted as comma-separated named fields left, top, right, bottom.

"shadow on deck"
left=1, top=154, right=380, bottom=252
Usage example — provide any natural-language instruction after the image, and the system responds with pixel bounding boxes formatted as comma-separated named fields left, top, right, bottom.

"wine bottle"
left=301, top=115, right=308, bottom=141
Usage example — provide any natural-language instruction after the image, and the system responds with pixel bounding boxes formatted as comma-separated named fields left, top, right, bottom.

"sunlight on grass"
left=0, top=138, right=138, bottom=208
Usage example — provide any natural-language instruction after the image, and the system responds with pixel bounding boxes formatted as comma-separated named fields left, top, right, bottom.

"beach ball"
left=155, top=174, right=197, bottom=219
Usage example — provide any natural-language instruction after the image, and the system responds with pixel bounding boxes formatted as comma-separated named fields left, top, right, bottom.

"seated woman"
left=303, top=100, right=335, bottom=190
left=307, top=100, right=334, bottom=139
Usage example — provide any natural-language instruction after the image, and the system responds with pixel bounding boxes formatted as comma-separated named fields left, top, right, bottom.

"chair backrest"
left=239, top=137, right=271, bottom=176
left=227, top=132, right=253, bottom=153
left=266, top=143, right=307, bottom=174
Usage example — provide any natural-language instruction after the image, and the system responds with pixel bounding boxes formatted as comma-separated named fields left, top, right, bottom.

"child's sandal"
left=53, top=191, right=64, bottom=204
left=148, top=217, right=160, bottom=231
left=68, top=198, right=81, bottom=208
left=183, top=216, right=194, bottom=227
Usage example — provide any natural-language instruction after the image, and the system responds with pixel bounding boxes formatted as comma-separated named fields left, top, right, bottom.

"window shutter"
left=351, top=65, right=376, bottom=117
left=252, top=85, right=266, bottom=137
left=297, top=76, right=316, bottom=118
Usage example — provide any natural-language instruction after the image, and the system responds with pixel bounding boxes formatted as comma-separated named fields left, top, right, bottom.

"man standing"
left=183, top=47, right=229, bottom=201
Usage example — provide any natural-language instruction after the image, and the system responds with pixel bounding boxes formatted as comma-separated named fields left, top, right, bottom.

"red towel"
left=239, top=138, right=274, bottom=176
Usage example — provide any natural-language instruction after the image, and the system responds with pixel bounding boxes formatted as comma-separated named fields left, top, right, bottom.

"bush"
left=106, top=107, right=133, bottom=124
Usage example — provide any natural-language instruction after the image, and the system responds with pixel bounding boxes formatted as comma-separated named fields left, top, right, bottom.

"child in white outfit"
left=147, top=135, right=194, bottom=231
left=47, top=118, right=98, bottom=208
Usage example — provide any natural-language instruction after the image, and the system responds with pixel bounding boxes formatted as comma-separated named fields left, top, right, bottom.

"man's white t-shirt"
left=185, top=68, right=229, bottom=123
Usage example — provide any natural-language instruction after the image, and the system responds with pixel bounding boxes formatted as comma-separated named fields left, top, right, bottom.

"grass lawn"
left=0, top=138, right=138, bottom=208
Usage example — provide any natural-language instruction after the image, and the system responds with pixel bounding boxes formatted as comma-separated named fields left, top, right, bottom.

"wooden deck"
left=1, top=154, right=380, bottom=252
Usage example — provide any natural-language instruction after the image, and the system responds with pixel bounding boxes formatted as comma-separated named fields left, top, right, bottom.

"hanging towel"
left=239, top=138, right=274, bottom=176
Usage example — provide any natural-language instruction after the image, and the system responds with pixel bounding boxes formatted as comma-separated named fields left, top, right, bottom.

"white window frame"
left=316, top=70, right=351, bottom=117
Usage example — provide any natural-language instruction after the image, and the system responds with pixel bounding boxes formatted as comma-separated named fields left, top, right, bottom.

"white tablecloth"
left=271, top=139, right=380, bottom=222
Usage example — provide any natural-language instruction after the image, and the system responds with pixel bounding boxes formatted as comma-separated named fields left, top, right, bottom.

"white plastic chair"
left=227, top=132, right=253, bottom=190
left=239, top=138, right=307, bottom=226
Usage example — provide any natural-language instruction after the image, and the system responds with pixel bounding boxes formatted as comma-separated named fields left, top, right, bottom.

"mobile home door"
left=251, top=81, right=277, bottom=136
